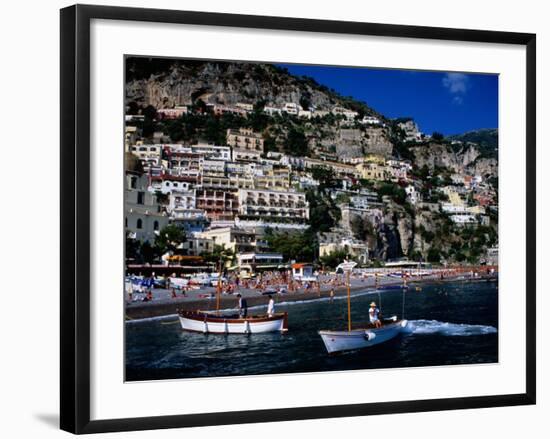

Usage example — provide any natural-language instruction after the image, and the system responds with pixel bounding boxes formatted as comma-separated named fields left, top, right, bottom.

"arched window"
left=153, top=220, right=159, bottom=231
left=136, top=218, right=143, bottom=229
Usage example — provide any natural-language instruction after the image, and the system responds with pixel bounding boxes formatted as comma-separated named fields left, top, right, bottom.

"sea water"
left=125, top=279, right=498, bottom=381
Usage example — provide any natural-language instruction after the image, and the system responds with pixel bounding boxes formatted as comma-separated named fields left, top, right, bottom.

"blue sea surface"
left=125, top=279, right=498, bottom=381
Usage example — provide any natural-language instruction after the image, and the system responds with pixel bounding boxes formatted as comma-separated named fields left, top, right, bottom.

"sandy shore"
left=125, top=271, right=497, bottom=320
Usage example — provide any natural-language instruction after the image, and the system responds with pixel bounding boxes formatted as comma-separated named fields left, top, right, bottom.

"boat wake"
left=405, top=319, right=497, bottom=336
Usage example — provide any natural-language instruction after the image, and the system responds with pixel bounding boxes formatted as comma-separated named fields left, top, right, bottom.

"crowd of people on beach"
left=125, top=266, right=497, bottom=304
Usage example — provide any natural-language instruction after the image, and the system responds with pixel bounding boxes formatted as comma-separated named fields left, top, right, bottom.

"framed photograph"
left=60, top=4, right=536, bottom=434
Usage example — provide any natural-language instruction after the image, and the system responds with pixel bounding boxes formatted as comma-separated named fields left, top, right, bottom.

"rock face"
left=127, top=61, right=351, bottom=111
left=468, top=157, right=498, bottom=178
left=319, top=127, right=393, bottom=159
left=412, top=142, right=497, bottom=179
left=363, top=127, right=393, bottom=156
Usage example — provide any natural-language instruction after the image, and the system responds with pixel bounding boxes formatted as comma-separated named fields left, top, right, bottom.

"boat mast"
left=347, top=269, right=351, bottom=332
left=402, top=286, right=406, bottom=320
left=338, top=260, right=357, bottom=332
left=216, top=256, right=222, bottom=313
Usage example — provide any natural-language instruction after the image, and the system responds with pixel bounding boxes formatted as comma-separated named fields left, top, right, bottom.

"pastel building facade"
left=125, top=172, right=169, bottom=242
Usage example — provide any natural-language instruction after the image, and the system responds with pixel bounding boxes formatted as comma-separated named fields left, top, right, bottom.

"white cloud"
left=453, top=95, right=464, bottom=105
left=442, top=73, right=469, bottom=103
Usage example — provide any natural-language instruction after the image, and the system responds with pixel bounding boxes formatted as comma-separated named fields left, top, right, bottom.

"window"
left=137, top=191, right=144, bottom=205
left=125, top=217, right=128, bottom=227
left=153, top=220, right=159, bottom=231
left=130, top=177, right=137, bottom=189
left=136, top=218, right=143, bottom=229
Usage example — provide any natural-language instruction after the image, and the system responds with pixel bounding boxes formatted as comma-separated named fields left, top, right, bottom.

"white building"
left=191, top=143, right=232, bottom=161
left=360, top=116, right=382, bottom=125
left=129, top=144, right=163, bottom=168
left=168, top=190, right=196, bottom=213
left=178, top=236, right=215, bottom=256
left=237, top=188, right=309, bottom=221
left=294, top=175, right=320, bottom=189
left=199, top=227, right=268, bottom=254
left=148, top=176, right=194, bottom=194
left=282, top=102, right=302, bottom=115
left=387, top=160, right=412, bottom=181
left=318, top=233, right=369, bottom=264
left=226, top=128, right=264, bottom=151
left=237, top=252, right=284, bottom=271
left=200, top=174, right=254, bottom=190
left=349, top=195, right=372, bottom=210
left=397, top=119, right=424, bottom=142
left=331, top=106, right=359, bottom=121
left=263, top=105, right=282, bottom=116
left=157, top=106, right=188, bottom=119
left=225, top=161, right=260, bottom=176
left=280, top=155, right=306, bottom=170
left=235, top=102, right=254, bottom=111
left=405, top=185, right=420, bottom=204
left=125, top=172, right=169, bottom=242
left=201, top=159, right=226, bottom=175
left=449, top=213, right=478, bottom=225
left=233, top=148, right=262, bottom=162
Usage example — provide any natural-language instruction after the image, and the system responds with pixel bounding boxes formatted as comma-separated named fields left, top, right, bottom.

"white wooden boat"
left=319, top=316, right=408, bottom=354
left=179, top=310, right=288, bottom=334
left=318, top=260, right=409, bottom=354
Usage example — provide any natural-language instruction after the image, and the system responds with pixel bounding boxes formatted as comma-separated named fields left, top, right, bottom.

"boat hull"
left=319, top=319, right=408, bottom=354
left=179, top=311, right=288, bottom=334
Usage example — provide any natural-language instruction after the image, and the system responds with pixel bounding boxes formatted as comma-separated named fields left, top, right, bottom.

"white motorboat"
left=319, top=316, right=408, bottom=354
left=178, top=310, right=288, bottom=334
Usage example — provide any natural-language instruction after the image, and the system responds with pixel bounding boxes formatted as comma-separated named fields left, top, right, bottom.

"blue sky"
left=277, top=63, right=498, bottom=136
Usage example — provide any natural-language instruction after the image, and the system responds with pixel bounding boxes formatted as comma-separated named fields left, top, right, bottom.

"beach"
left=125, top=268, right=497, bottom=320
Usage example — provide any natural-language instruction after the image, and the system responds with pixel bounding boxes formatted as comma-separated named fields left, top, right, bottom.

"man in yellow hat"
left=369, top=301, right=382, bottom=328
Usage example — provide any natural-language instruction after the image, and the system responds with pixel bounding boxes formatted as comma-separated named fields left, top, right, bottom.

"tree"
left=319, top=249, right=350, bottom=269
left=125, top=233, right=141, bottom=262
left=262, top=135, right=278, bottom=155
left=201, top=245, right=235, bottom=271
left=140, top=241, right=157, bottom=264
left=284, top=127, right=309, bottom=156
left=427, top=247, right=441, bottom=264
left=264, top=230, right=316, bottom=262
left=154, top=190, right=169, bottom=205
left=253, top=99, right=266, bottom=112
left=378, top=182, right=407, bottom=204
left=311, top=166, right=336, bottom=189
left=305, top=190, right=339, bottom=233
left=350, top=215, right=367, bottom=240
left=154, top=225, right=186, bottom=254
left=299, top=93, right=312, bottom=111
left=432, top=132, right=444, bottom=142
left=192, top=98, right=208, bottom=113
left=142, top=105, right=157, bottom=120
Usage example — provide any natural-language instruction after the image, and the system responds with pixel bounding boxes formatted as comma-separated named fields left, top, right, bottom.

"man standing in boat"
left=237, top=293, right=248, bottom=318
left=369, top=301, right=382, bottom=328
left=267, top=295, right=275, bottom=317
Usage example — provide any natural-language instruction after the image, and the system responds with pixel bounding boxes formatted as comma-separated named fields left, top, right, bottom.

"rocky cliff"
left=126, top=59, right=373, bottom=113
left=412, top=142, right=497, bottom=178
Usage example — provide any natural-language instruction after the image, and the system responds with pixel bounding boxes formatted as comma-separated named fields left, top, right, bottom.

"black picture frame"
left=60, top=4, right=536, bottom=434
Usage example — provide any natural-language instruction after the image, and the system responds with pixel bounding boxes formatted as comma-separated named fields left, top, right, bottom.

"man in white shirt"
left=369, top=301, right=382, bottom=328
left=267, top=295, right=275, bottom=317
